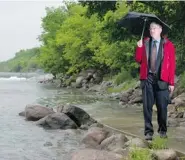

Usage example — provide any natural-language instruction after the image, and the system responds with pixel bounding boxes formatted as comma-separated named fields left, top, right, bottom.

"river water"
left=0, top=72, right=184, bottom=160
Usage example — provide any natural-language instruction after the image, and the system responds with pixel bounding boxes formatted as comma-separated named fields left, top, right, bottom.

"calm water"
left=0, top=72, right=184, bottom=160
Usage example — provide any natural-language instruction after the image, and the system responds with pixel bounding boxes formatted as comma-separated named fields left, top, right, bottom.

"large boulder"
left=167, top=118, right=179, bottom=127
left=124, top=138, right=149, bottom=148
left=58, top=104, right=97, bottom=127
left=70, top=149, right=123, bottom=160
left=82, top=127, right=109, bottom=148
left=172, top=93, right=185, bottom=108
left=36, top=112, right=78, bottom=129
left=100, top=134, right=128, bottom=151
left=152, top=149, right=177, bottom=160
left=76, top=76, right=84, bottom=88
left=25, top=104, right=54, bottom=121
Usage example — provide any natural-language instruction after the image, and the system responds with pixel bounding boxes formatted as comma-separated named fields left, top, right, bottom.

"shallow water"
left=0, top=72, right=184, bottom=160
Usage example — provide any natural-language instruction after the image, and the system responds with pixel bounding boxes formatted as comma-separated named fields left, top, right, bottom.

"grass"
left=128, top=147, right=152, bottom=160
left=107, top=79, right=137, bottom=93
left=149, top=136, right=168, bottom=149
left=127, top=136, right=169, bottom=160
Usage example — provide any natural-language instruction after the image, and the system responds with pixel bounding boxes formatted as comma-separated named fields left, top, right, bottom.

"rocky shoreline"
left=38, top=69, right=185, bottom=129
left=19, top=104, right=181, bottom=160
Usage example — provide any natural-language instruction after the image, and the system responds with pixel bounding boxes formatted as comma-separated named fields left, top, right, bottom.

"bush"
left=179, top=71, right=185, bottom=89
left=114, top=68, right=132, bottom=85
left=149, top=136, right=168, bottom=149
left=128, top=147, right=152, bottom=160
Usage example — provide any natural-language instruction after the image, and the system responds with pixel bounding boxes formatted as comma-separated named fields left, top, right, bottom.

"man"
left=135, top=22, right=176, bottom=140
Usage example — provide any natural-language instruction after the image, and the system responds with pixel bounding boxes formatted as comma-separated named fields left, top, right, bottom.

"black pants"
left=141, top=74, right=169, bottom=136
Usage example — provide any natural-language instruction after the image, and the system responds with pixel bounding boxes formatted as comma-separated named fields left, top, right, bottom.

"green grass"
left=149, top=136, right=168, bottom=149
left=127, top=136, right=169, bottom=160
left=107, top=79, right=137, bottom=93
left=128, top=147, right=152, bottom=160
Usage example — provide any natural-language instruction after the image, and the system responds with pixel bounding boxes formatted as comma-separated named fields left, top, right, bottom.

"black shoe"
left=160, top=132, right=168, bottom=139
left=145, top=133, right=153, bottom=141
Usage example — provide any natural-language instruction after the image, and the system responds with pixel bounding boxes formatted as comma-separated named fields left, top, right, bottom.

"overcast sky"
left=0, top=1, right=64, bottom=62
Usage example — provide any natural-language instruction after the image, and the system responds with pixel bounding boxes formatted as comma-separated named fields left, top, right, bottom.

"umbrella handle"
left=141, top=18, right=147, bottom=40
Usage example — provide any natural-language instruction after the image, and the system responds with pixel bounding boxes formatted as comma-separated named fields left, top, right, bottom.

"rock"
left=25, top=104, right=54, bottom=121
left=100, top=134, right=128, bottom=151
left=82, top=127, right=109, bottom=148
left=70, top=149, right=123, bottom=160
left=76, top=76, right=84, bottom=88
left=175, top=112, right=184, bottom=118
left=112, top=147, right=129, bottom=157
left=89, top=122, right=104, bottom=128
left=36, top=112, right=78, bottom=129
left=124, top=138, right=149, bottom=148
left=79, top=124, right=88, bottom=130
left=87, top=85, right=101, bottom=92
left=62, top=104, right=97, bottom=127
left=179, top=121, right=185, bottom=127
left=172, top=93, right=185, bottom=107
left=44, top=142, right=53, bottom=146
left=129, top=96, right=142, bottom=104
left=152, top=149, right=177, bottom=160
left=167, top=118, right=179, bottom=127
left=19, top=111, right=25, bottom=117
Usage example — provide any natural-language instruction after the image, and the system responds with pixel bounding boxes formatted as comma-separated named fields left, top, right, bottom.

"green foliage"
left=107, top=79, right=137, bottom=93
left=114, top=68, right=132, bottom=85
left=149, top=136, right=168, bottom=149
left=0, top=48, right=41, bottom=72
left=37, top=1, right=185, bottom=80
left=179, top=71, right=185, bottom=89
left=128, top=147, right=152, bottom=160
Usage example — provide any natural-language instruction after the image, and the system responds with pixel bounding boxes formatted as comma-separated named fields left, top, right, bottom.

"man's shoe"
left=160, top=132, right=168, bottom=139
left=145, top=134, right=153, bottom=141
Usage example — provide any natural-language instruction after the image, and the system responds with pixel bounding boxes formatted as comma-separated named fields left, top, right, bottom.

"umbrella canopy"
left=118, top=12, right=171, bottom=39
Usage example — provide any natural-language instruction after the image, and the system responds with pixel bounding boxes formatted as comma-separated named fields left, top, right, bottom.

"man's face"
left=149, top=23, right=162, bottom=39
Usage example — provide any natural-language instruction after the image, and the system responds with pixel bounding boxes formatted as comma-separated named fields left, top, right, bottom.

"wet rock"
left=100, top=134, right=128, bottom=151
left=70, top=149, right=123, bottom=160
left=36, top=112, right=78, bottom=129
left=19, top=111, right=25, bottom=117
left=112, top=147, right=129, bottom=157
left=124, top=137, right=149, bottom=148
left=152, top=149, right=177, bottom=160
left=89, top=122, right=104, bottom=128
left=76, top=76, right=84, bottom=88
left=82, top=127, right=109, bottom=148
left=44, top=141, right=53, bottom=146
left=167, top=118, right=179, bottom=127
left=79, top=124, right=89, bottom=130
left=62, top=104, right=97, bottom=127
left=25, top=104, right=54, bottom=121
left=87, top=85, right=101, bottom=92
left=172, top=93, right=185, bottom=108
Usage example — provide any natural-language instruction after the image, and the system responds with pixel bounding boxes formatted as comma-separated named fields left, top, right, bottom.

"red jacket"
left=135, top=37, right=176, bottom=86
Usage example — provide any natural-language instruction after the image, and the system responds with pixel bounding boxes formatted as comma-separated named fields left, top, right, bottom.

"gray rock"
left=25, top=104, right=54, bottom=121
left=152, top=149, right=177, bottom=160
left=112, top=147, right=129, bottom=157
left=82, top=127, right=109, bottom=148
left=19, top=111, right=25, bottom=117
left=62, top=104, right=97, bottom=127
left=167, top=118, right=179, bottom=127
left=44, top=142, right=53, bottom=146
left=70, top=149, right=123, bottom=160
left=36, top=112, right=78, bottom=129
left=100, top=134, right=128, bottom=151
left=124, top=138, right=149, bottom=148
left=76, top=76, right=84, bottom=87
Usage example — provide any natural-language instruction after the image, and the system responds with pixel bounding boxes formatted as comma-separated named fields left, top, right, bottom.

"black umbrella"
left=118, top=12, right=171, bottom=39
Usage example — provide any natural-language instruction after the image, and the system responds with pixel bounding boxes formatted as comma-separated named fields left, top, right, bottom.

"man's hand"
left=168, top=85, right=174, bottom=93
left=137, top=39, right=143, bottom=47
